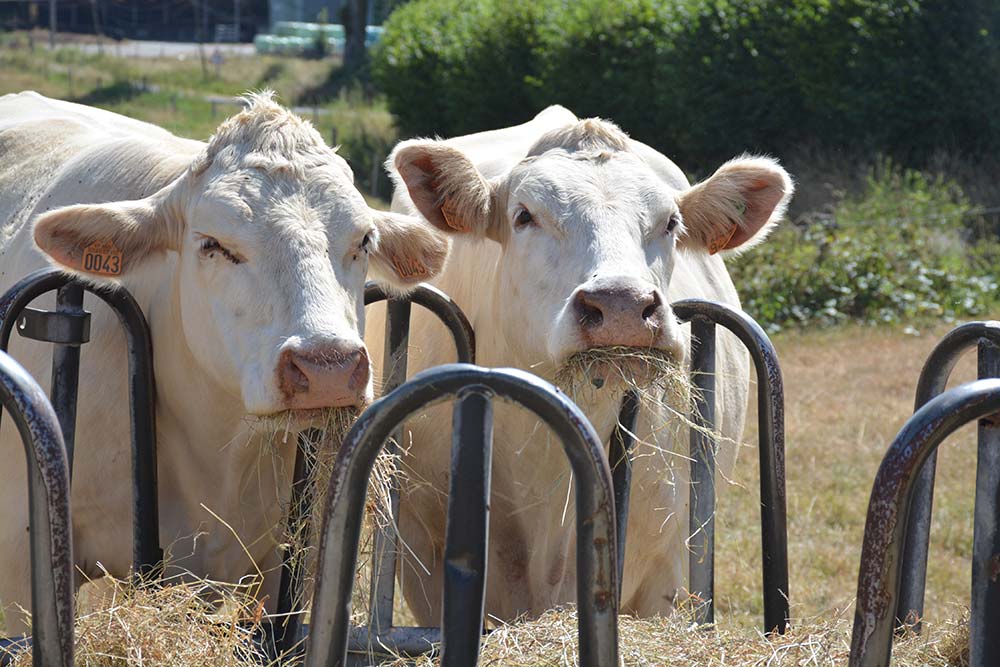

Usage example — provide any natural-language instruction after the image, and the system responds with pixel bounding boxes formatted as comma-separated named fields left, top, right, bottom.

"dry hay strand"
left=6, top=572, right=269, bottom=667
left=555, top=346, right=724, bottom=446
left=255, top=407, right=400, bottom=624
left=387, top=604, right=970, bottom=667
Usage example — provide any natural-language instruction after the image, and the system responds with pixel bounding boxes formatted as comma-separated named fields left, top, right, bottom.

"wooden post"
left=49, top=0, right=56, bottom=50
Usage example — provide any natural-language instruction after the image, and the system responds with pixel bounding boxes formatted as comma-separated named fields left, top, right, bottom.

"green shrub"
left=374, top=0, right=1000, bottom=168
left=372, top=0, right=552, bottom=137
left=729, top=161, right=1000, bottom=331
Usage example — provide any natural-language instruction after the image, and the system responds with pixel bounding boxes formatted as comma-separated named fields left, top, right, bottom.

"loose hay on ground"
left=385, top=606, right=969, bottom=667
left=6, top=574, right=269, bottom=667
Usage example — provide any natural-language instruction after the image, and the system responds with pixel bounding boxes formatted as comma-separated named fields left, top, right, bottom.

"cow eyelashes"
left=513, top=207, right=535, bottom=230
left=199, top=236, right=243, bottom=265
left=665, top=214, right=681, bottom=234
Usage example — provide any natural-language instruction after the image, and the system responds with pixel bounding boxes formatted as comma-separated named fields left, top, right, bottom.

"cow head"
left=32, top=93, right=451, bottom=421
left=390, top=119, right=792, bottom=375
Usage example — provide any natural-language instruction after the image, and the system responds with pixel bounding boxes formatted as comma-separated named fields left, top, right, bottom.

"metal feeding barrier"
left=608, top=299, right=789, bottom=632
left=271, top=282, right=475, bottom=657
left=895, top=321, right=1000, bottom=636
left=0, top=351, right=75, bottom=667
left=0, top=267, right=161, bottom=575
left=850, top=378, right=1000, bottom=667
left=303, top=364, right=619, bottom=667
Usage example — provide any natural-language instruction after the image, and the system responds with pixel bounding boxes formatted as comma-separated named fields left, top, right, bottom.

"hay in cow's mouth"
left=556, top=346, right=693, bottom=415
left=254, top=406, right=397, bottom=618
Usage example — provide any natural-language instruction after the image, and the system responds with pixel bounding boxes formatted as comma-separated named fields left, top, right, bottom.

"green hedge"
left=729, top=162, right=1000, bottom=331
left=373, top=0, right=1000, bottom=167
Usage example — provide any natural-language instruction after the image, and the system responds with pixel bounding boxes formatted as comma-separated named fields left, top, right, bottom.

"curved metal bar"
left=0, top=267, right=161, bottom=574
left=273, top=281, right=477, bottom=657
left=305, top=364, right=618, bottom=667
left=364, top=282, right=476, bottom=364
left=850, top=379, right=1000, bottom=667
left=896, top=321, right=1000, bottom=631
left=0, top=351, right=74, bottom=667
left=671, top=298, right=789, bottom=633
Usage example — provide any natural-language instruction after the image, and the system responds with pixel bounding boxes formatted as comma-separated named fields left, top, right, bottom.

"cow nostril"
left=641, top=302, right=660, bottom=322
left=284, top=356, right=310, bottom=394
left=579, top=301, right=603, bottom=329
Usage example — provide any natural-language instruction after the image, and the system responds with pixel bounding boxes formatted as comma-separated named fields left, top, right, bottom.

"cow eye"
left=199, top=236, right=242, bottom=265
left=666, top=214, right=681, bottom=234
left=360, top=233, right=372, bottom=251
left=514, top=207, right=535, bottom=230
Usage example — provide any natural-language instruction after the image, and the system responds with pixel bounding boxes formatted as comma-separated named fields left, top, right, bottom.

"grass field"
left=0, top=32, right=989, bottom=663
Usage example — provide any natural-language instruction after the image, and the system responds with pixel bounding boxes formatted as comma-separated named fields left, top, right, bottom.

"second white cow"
left=0, top=91, right=453, bottom=633
left=372, top=105, right=793, bottom=620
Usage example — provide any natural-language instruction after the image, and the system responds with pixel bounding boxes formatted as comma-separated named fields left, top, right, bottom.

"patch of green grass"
left=0, top=34, right=398, bottom=198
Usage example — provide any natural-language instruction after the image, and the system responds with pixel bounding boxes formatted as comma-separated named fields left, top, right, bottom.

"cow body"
left=0, top=91, right=452, bottom=632
left=371, top=106, right=792, bottom=620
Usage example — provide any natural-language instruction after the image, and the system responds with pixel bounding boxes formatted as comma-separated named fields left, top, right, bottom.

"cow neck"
left=121, top=262, right=250, bottom=467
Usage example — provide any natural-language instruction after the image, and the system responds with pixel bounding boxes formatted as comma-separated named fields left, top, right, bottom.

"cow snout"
left=277, top=340, right=370, bottom=409
left=573, top=277, right=667, bottom=348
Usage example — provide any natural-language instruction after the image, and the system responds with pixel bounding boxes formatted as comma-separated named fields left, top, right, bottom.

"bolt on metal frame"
left=895, top=321, right=1000, bottom=637
left=0, top=351, right=75, bottom=667
left=850, top=378, right=1000, bottom=667
left=0, top=267, right=161, bottom=575
left=271, top=282, right=475, bottom=657
left=304, top=364, right=619, bottom=667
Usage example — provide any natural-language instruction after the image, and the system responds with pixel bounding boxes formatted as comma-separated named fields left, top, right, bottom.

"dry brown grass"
left=715, top=322, right=978, bottom=628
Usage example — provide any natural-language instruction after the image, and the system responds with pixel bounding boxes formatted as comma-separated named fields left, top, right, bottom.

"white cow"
left=370, top=106, right=792, bottom=620
left=0, top=91, right=454, bottom=633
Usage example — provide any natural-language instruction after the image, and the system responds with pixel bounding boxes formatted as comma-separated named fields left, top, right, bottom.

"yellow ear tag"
left=81, top=239, right=124, bottom=276
left=440, top=198, right=468, bottom=232
left=707, top=224, right=739, bottom=255
left=392, top=256, right=430, bottom=281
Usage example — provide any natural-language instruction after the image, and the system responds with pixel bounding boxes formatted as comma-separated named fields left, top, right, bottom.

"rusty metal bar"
left=688, top=316, right=717, bottom=625
left=0, top=267, right=161, bottom=576
left=896, top=321, right=1000, bottom=631
left=304, top=364, right=618, bottom=667
left=672, top=299, right=789, bottom=633
left=441, top=387, right=493, bottom=667
left=44, top=284, right=86, bottom=474
left=0, top=351, right=74, bottom=667
left=609, top=389, right=639, bottom=593
left=850, top=378, right=1000, bottom=667
left=971, top=339, right=1000, bottom=665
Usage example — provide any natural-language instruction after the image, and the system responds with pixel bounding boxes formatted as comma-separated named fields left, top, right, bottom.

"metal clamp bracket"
left=16, top=307, right=91, bottom=346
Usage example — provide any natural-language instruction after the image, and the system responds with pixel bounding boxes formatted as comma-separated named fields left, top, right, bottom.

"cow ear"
left=368, top=211, right=451, bottom=290
left=677, top=156, right=793, bottom=254
left=389, top=140, right=505, bottom=243
left=33, top=187, right=181, bottom=280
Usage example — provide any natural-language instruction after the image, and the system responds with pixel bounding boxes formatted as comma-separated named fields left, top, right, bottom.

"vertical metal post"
left=48, top=284, right=84, bottom=476
left=275, top=429, right=321, bottom=655
left=368, top=297, right=411, bottom=632
left=441, top=388, right=492, bottom=667
left=971, top=339, right=1000, bottom=665
left=609, top=390, right=639, bottom=594
left=689, top=317, right=717, bottom=624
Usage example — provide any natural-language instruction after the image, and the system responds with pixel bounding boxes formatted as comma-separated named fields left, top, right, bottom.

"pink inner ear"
left=721, top=178, right=785, bottom=251
left=398, top=153, right=449, bottom=229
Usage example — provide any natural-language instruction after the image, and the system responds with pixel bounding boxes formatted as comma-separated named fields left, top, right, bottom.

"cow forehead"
left=506, top=151, right=677, bottom=224
left=195, top=161, right=372, bottom=241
